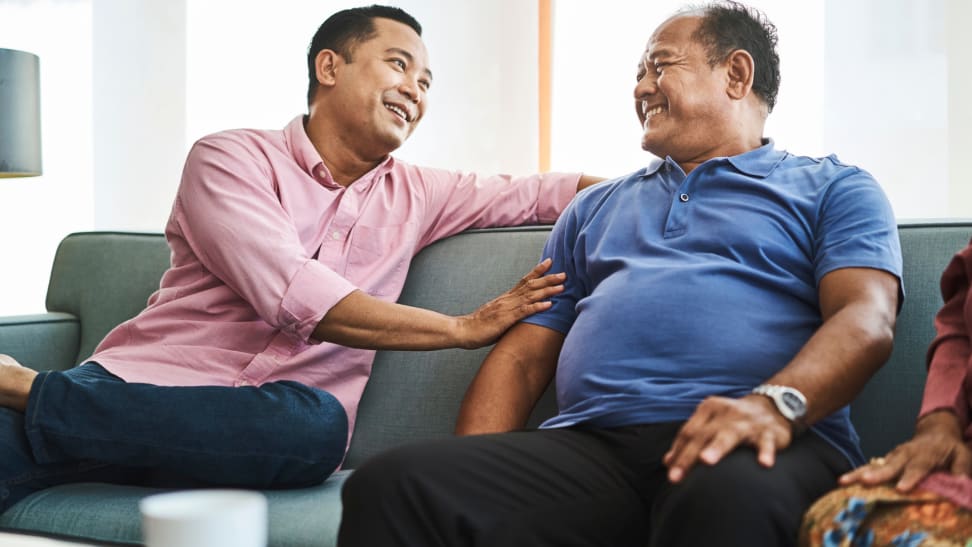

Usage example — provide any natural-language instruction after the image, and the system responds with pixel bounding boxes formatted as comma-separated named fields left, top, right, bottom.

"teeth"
left=385, top=104, right=409, bottom=122
left=642, top=104, right=664, bottom=118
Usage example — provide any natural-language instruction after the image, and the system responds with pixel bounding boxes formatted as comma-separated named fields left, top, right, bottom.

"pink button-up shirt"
left=91, top=115, right=580, bottom=436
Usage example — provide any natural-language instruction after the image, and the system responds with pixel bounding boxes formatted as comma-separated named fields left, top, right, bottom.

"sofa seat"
left=0, top=471, right=350, bottom=545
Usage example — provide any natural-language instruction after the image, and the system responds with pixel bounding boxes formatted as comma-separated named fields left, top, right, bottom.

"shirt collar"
left=725, top=138, right=785, bottom=178
left=284, top=115, right=396, bottom=189
left=642, top=138, right=785, bottom=179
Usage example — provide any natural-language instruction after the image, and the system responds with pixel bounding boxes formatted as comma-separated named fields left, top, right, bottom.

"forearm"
left=577, top=175, right=606, bottom=192
left=766, top=300, right=894, bottom=425
left=314, top=260, right=564, bottom=351
left=455, top=323, right=563, bottom=435
left=756, top=267, right=899, bottom=424
left=313, top=290, right=463, bottom=350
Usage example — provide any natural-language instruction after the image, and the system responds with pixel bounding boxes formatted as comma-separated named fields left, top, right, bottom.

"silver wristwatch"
left=751, top=384, right=807, bottom=431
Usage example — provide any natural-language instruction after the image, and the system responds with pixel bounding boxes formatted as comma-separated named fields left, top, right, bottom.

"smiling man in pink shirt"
left=0, top=5, right=598, bottom=510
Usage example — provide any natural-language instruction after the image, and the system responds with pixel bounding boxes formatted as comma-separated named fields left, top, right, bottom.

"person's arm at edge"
left=664, top=267, right=900, bottom=481
left=839, top=249, right=972, bottom=490
left=455, top=322, right=564, bottom=434
left=313, top=260, right=565, bottom=351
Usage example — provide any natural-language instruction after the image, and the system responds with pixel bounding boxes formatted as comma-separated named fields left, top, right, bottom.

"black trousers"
left=338, top=422, right=850, bottom=547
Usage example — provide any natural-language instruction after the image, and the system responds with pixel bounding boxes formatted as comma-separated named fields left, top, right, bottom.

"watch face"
left=780, top=391, right=806, bottom=415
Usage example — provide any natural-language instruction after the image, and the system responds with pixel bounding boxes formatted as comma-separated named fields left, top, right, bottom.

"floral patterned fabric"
left=800, top=483, right=972, bottom=547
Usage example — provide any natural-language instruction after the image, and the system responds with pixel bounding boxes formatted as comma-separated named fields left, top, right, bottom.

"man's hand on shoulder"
left=663, top=394, right=793, bottom=483
left=314, top=259, right=565, bottom=351
left=454, top=258, right=565, bottom=349
left=576, top=175, right=606, bottom=192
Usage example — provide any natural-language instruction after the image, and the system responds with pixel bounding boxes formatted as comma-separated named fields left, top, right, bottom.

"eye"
left=654, top=62, right=668, bottom=74
left=390, top=58, right=406, bottom=70
left=419, top=79, right=431, bottom=92
left=636, top=68, right=646, bottom=82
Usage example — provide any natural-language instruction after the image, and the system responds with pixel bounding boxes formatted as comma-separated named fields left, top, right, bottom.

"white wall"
left=549, top=1, right=968, bottom=220
left=0, top=0, right=539, bottom=315
left=550, top=1, right=825, bottom=179
left=184, top=0, right=538, bottom=175
left=824, top=0, right=948, bottom=219
left=0, top=0, right=94, bottom=315
left=947, top=0, right=972, bottom=216
left=92, top=0, right=187, bottom=231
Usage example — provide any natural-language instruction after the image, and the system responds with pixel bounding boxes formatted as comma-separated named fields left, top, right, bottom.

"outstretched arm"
left=664, top=267, right=900, bottom=482
left=313, top=260, right=565, bottom=351
left=455, top=322, right=565, bottom=434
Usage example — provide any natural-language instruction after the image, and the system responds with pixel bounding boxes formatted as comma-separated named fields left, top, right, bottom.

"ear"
left=725, top=49, right=755, bottom=101
left=315, top=49, right=342, bottom=88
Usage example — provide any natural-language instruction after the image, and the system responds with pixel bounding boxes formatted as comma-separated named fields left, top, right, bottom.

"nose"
left=400, top=77, right=423, bottom=105
left=634, top=73, right=658, bottom=100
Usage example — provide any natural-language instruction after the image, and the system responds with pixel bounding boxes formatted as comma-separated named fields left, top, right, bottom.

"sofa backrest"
left=852, top=222, right=972, bottom=457
left=344, top=227, right=559, bottom=467
left=44, top=223, right=972, bottom=466
left=47, top=232, right=170, bottom=365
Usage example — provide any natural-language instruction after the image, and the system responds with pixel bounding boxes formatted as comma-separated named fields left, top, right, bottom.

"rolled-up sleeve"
left=174, top=135, right=356, bottom=343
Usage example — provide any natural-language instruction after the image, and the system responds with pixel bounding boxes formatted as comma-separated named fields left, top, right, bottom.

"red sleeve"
left=920, top=240, right=972, bottom=432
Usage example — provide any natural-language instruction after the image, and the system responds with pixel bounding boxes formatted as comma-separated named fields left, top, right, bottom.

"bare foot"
left=0, top=354, right=37, bottom=411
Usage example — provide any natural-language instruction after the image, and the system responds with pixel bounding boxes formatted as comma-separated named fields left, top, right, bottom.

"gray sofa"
left=0, top=222, right=970, bottom=545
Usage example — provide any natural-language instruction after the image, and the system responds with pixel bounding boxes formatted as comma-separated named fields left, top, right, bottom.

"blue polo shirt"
left=524, top=141, right=902, bottom=466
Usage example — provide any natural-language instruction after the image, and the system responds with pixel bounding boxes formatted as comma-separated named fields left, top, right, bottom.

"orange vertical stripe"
left=538, top=0, right=552, bottom=172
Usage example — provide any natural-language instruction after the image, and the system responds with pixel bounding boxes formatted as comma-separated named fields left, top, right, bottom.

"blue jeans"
left=0, top=363, right=348, bottom=512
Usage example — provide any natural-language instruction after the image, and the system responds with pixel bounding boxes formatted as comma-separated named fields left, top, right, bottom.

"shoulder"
left=568, top=169, right=647, bottom=214
left=776, top=152, right=876, bottom=185
left=190, top=127, right=287, bottom=162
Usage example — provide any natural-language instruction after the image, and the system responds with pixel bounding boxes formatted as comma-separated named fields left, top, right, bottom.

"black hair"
left=306, top=5, right=422, bottom=105
left=693, top=1, right=781, bottom=112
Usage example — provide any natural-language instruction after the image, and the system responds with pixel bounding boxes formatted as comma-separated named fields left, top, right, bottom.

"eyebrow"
left=386, top=47, right=433, bottom=81
left=646, top=47, right=675, bottom=64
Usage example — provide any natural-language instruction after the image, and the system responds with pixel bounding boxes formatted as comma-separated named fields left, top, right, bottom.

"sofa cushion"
left=0, top=471, right=350, bottom=546
left=46, top=232, right=170, bottom=365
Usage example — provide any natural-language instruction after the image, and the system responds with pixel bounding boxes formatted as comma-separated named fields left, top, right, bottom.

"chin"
left=641, top=137, right=658, bottom=155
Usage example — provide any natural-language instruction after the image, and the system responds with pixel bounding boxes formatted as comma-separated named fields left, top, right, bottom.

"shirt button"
left=331, top=230, right=341, bottom=240
left=679, top=193, right=690, bottom=202
left=238, top=379, right=250, bottom=387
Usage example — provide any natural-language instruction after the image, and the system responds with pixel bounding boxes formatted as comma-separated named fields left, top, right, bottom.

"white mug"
left=139, top=490, right=268, bottom=547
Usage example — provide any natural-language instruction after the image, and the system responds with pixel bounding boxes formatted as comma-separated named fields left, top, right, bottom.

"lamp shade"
left=0, top=48, right=42, bottom=177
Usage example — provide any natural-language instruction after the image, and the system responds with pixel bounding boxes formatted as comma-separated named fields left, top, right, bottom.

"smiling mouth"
left=385, top=103, right=411, bottom=122
left=642, top=103, right=665, bottom=119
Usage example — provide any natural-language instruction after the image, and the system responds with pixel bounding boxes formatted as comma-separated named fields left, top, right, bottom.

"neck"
left=674, top=134, right=765, bottom=174
left=304, top=113, right=386, bottom=187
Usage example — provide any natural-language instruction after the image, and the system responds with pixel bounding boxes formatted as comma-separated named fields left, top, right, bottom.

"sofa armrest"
left=0, top=313, right=80, bottom=372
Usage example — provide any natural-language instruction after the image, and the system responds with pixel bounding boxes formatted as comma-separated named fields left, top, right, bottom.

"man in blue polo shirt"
left=337, top=2, right=902, bottom=546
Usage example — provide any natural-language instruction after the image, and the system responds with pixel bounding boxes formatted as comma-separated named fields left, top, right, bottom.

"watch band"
left=751, top=384, right=808, bottom=433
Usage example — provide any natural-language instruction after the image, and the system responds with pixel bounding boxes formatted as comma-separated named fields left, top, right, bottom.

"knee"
left=261, top=382, right=349, bottom=477
left=342, top=442, right=438, bottom=506
left=651, top=452, right=801, bottom=543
